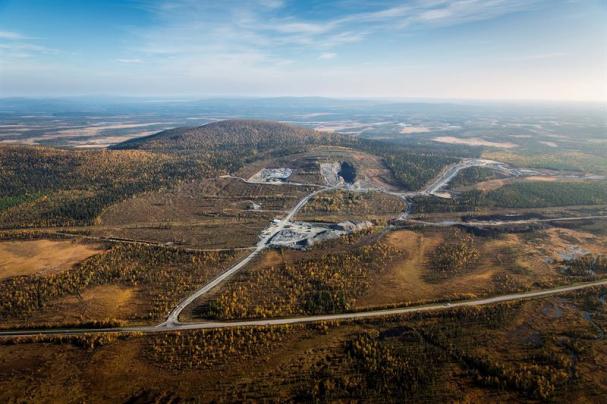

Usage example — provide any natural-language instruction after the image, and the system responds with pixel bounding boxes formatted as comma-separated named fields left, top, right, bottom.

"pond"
left=338, top=161, right=356, bottom=183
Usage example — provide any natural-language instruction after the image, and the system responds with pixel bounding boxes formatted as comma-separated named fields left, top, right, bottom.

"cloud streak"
left=133, top=0, right=543, bottom=65
left=3, top=0, right=605, bottom=101
left=0, top=30, right=25, bottom=40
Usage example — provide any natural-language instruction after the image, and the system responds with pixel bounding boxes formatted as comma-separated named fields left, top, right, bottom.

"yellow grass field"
left=0, top=239, right=103, bottom=280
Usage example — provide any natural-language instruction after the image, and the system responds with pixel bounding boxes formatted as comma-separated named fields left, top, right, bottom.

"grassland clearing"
left=0, top=239, right=103, bottom=280
left=357, top=225, right=607, bottom=308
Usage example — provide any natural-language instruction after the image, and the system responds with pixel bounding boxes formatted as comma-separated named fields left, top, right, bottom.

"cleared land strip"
left=1, top=279, right=606, bottom=337
left=51, top=232, right=256, bottom=253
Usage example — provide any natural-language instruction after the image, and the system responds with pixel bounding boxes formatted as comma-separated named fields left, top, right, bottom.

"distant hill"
left=111, top=119, right=331, bottom=152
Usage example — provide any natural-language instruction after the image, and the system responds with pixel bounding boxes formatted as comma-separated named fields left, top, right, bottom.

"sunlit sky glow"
left=1, top=0, right=606, bottom=101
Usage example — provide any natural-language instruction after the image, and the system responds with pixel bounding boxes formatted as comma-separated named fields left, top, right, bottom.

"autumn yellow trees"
left=0, top=243, right=235, bottom=322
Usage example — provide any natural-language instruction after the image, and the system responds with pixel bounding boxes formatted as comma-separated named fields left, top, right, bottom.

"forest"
left=413, top=181, right=607, bottom=213
left=196, top=241, right=402, bottom=320
left=0, top=145, right=207, bottom=227
left=448, top=166, right=507, bottom=188
left=427, top=230, right=480, bottom=280
left=0, top=243, right=235, bottom=323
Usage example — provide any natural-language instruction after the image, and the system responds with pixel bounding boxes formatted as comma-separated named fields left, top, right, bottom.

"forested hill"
left=111, top=119, right=340, bottom=152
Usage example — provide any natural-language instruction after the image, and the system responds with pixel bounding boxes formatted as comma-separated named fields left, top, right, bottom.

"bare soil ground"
left=0, top=240, right=103, bottom=280
left=235, top=146, right=402, bottom=191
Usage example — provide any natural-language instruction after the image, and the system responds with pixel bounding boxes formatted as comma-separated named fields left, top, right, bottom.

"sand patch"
left=0, top=239, right=103, bottom=280
left=400, top=126, right=431, bottom=134
left=525, top=176, right=558, bottom=182
left=433, top=136, right=518, bottom=148
left=475, top=179, right=509, bottom=192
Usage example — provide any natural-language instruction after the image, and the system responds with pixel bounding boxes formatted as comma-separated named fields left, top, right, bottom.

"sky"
left=0, top=0, right=606, bottom=101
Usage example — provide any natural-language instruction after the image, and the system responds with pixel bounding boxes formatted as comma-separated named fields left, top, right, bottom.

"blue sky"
left=0, top=0, right=606, bottom=101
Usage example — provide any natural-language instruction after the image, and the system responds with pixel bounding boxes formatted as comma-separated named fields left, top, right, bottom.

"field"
left=0, top=239, right=102, bottom=280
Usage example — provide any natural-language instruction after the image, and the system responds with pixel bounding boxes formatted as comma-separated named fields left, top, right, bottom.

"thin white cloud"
left=319, top=52, right=337, bottom=60
left=117, top=0, right=549, bottom=95
left=503, top=52, right=568, bottom=62
left=117, top=58, right=144, bottom=64
left=0, top=30, right=25, bottom=40
left=258, top=0, right=284, bottom=9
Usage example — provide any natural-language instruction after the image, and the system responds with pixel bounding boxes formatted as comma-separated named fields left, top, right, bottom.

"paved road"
left=1, top=279, right=605, bottom=337
left=421, top=159, right=503, bottom=196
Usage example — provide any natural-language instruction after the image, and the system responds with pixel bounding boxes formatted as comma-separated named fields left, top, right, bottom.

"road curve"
left=159, top=185, right=335, bottom=327
left=1, top=279, right=605, bottom=337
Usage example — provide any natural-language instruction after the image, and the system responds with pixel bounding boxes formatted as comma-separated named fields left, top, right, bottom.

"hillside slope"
left=0, top=145, right=203, bottom=227
left=111, top=119, right=330, bottom=152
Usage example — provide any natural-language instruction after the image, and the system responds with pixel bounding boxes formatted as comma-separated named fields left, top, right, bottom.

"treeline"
left=298, top=329, right=446, bottom=401
left=0, top=332, right=126, bottom=350
left=383, top=153, right=458, bottom=191
left=352, top=140, right=467, bottom=191
left=112, top=119, right=344, bottom=152
left=420, top=328, right=570, bottom=400
left=0, top=243, right=234, bottom=321
left=563, top=254, right=607, bottom=277
left=0, top=122, right=476, bottom=226
left=302, top=190, right=403, bottom=217
left=0, top=121, right=356, bottom=227
left=300, top=304, right=524, bottom=402
left=0, top=145, right=201, bottom=197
